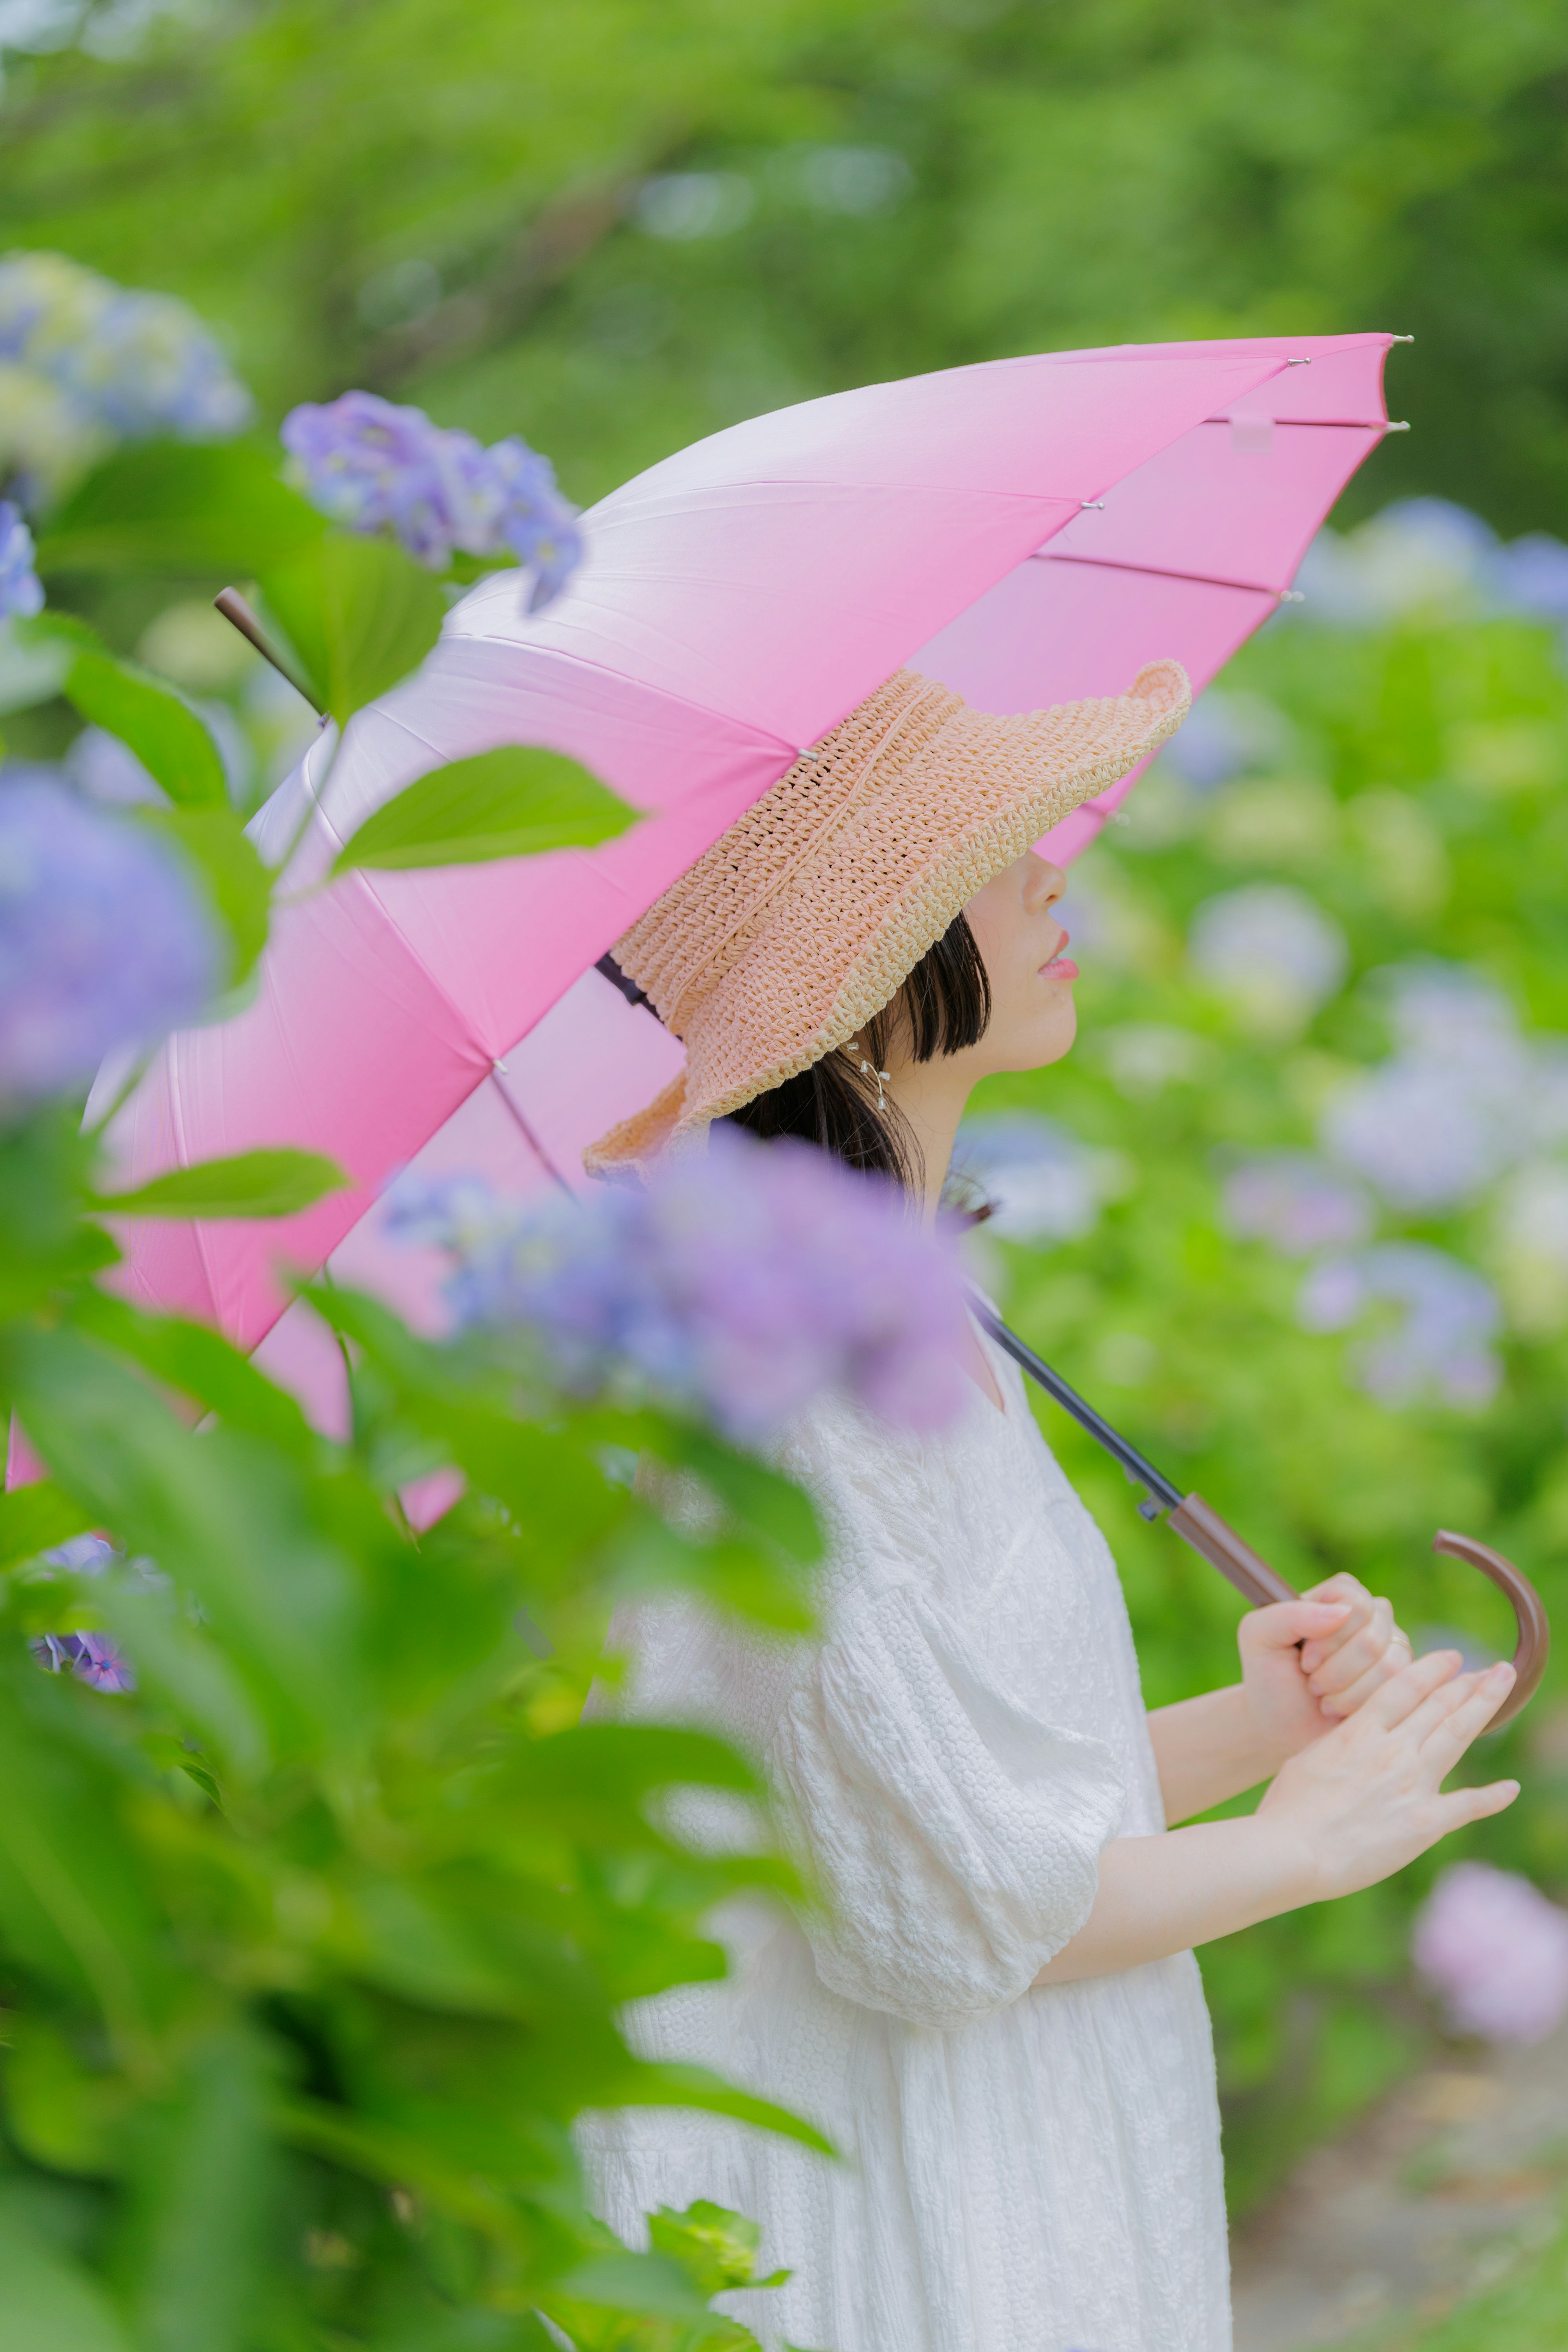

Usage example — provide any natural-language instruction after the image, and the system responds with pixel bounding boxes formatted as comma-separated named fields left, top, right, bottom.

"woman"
left=579, top=662, right=1519, bottom=2352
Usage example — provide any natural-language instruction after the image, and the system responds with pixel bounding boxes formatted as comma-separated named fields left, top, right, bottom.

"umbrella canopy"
left=105, top=332, right=1399, bottom=1426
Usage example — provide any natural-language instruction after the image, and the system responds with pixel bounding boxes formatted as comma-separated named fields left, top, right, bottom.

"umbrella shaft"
left=973, top=1304, right=1183, bottom=1514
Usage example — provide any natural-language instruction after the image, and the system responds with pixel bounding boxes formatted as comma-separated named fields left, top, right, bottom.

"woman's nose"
left=1020, top=853, right=1067, bottom=913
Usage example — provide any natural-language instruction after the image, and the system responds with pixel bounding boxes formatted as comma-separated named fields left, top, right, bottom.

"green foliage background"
left=8, top=0, right=1568, bottom=2249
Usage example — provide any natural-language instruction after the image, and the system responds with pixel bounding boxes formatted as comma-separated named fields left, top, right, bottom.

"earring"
left=842, top=1035, right=891, bottom=1114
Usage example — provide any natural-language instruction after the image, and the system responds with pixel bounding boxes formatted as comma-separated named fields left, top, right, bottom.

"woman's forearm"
left=1033, top=1817, right=1314, bottom=1986
left=1147, top=1684, right=1285, bottom=1824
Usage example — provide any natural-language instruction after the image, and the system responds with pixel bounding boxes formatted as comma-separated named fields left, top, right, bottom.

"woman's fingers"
left=1308, top=1594, right=1396, bottom=1701
left=1415, top=1661, right=1516, bottom=1767
left=1359, top=1646, right=1465, bottom=1731
left=1318, top=1624, right=1415, bottom=1720
left=1299, top=1575, right=1372, bottom=1673
left=1247, top=1599, right=1352, bottom=1659
left=1433, top=1777, right=1521, bottom=1834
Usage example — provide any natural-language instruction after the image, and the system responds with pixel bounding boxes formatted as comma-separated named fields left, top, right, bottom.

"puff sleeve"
left=768, top=1579, right=1128, bottom=2031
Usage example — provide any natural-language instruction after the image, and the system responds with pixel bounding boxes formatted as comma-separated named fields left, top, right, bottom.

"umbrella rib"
left=1030, top=550, right=1286, bottom=599
left=1198, top=415, right=1390, bottom=430
left=487, top=1069, right=578, bottom=1201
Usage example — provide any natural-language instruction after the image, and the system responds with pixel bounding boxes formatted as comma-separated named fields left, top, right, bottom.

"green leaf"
left=91, top=1147, right=347, bottom=1221
left=612, top=2060, right=835, bottom=2158
left=648, top=2201, right=778, bottom=2300
left=64, top=649, right=229, bottom=810
left=552, top=2249, right=708, bottom=2320
left=332, top=744, right=635, bottom=874
left=0, top=616, right=76, bottom=714
left=72, top=1291, right=317, bottom=1454
left=119, top=2027, right=278, bottom=2352
left=0, top=2196, right=134, bottom=2352
left=132, top=806, right=272, bottom=984
left=0, top=1660, right=165, bottom=2061
left=4, top=2018, right=128, bottom=2177
left=258, top=530, right=446, bottom=725
left=33, top=439, right=324, bottom=577
left=0, top=1481, right=97, bottom=1572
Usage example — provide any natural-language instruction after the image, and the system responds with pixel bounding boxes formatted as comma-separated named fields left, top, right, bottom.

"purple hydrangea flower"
left=280, top=392, right=583, bottom=609
left=1413, top=1862, right=1568, bottom=2044
left=31, top=1631, right=135, bottom=1694
left=0, top=501, right=43, bottom=620
left=0, top=777, right=220, bottom=1110
left=1221, top=1153, right=1373, bottom=1256
left=390, top=1127, right=973, bottom=1443
left=1297, top=1242, right=1502, bottom=1408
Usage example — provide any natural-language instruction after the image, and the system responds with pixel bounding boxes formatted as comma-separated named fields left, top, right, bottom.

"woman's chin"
left=999, top=1000, right=1077, bottom=1072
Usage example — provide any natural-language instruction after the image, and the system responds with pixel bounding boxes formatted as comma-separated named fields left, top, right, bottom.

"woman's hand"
left=1239, top=1572, right=1413, bottom=1767
left=1258, top=1646, right=1519, bottom=1900
left=1042, top=1646, right=1520, bottom=1986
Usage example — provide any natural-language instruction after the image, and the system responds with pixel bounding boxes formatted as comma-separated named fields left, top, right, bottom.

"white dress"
left=581, top=1327, right=1230, bottom=2352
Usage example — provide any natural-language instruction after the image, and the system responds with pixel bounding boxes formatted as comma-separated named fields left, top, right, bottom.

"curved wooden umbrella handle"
left=1432, top=1529, right=1550, bottom=1730
left=1166, top=1495, right=1549, bottom=1728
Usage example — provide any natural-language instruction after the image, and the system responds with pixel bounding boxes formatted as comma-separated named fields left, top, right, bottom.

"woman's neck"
left=882, top=1059, right=973, bottom=1227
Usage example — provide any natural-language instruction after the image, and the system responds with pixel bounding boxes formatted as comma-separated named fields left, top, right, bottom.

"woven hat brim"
left=585, top=658, right=1189, bottom=1178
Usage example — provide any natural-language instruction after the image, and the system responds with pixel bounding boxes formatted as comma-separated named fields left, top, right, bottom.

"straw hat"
left=584, top=658, right=1189, bottom=1178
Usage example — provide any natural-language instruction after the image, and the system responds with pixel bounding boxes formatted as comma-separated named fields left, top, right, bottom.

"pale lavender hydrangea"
left=1221, top=1153, right=1373, bottom=1256
left=1156, top=689, right=1286, bottom=789
left=1297, top=1242, right=1502, bottom=1408
left=1290, top=498, right=1568, bottom=639
left=0, top=777, right=220, bottom=1109
left=1413, top=1862, right=1568, bottom=2044
left=390, top=1128, right=973, bottom=1443
left=0, top=501, right=43, bottom=619
left=1188, top=884, right=1348, bottom=1028
left=280, top=390, right=583, bottom=609
left=953, top=1112, right=1119, bottom=1243
left=1322, top=964, right=1566, bottom=1212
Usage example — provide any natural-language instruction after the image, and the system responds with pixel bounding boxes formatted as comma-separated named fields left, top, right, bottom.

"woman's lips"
left=1041, top=931, right=1078, bottom=982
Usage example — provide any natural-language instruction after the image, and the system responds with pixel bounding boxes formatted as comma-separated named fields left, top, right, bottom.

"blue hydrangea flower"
left=53, top=285, right=254, bottom=441
left=0, top=777, right=221, bottom=1109
left=390, top=1127, right=973, bottom=1443
left=281, top=390, right=583, bottom=609
left=0, top=252, right=252, bottom=506
left=0, top=501, right=43, bottom=619
left=31, top=1631, right=135, bottom=1693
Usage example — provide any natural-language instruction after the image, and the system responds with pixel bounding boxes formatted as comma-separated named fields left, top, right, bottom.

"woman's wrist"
left=1147, top=1683, right=1292, bottom=1823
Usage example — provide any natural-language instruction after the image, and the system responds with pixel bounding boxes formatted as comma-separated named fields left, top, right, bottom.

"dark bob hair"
left=724, top=909, right=991, bottom=1193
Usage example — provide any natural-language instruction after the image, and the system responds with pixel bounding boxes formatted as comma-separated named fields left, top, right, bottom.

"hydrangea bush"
left=972, top=497, right=1568, bottom=2204
left=0, top=306, right=975, bottom=2349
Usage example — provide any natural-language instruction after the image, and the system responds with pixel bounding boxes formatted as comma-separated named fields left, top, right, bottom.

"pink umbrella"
left=94, top=327, right=1550, bottom=1721
left=107, top=331, right=1400, bottom=1388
